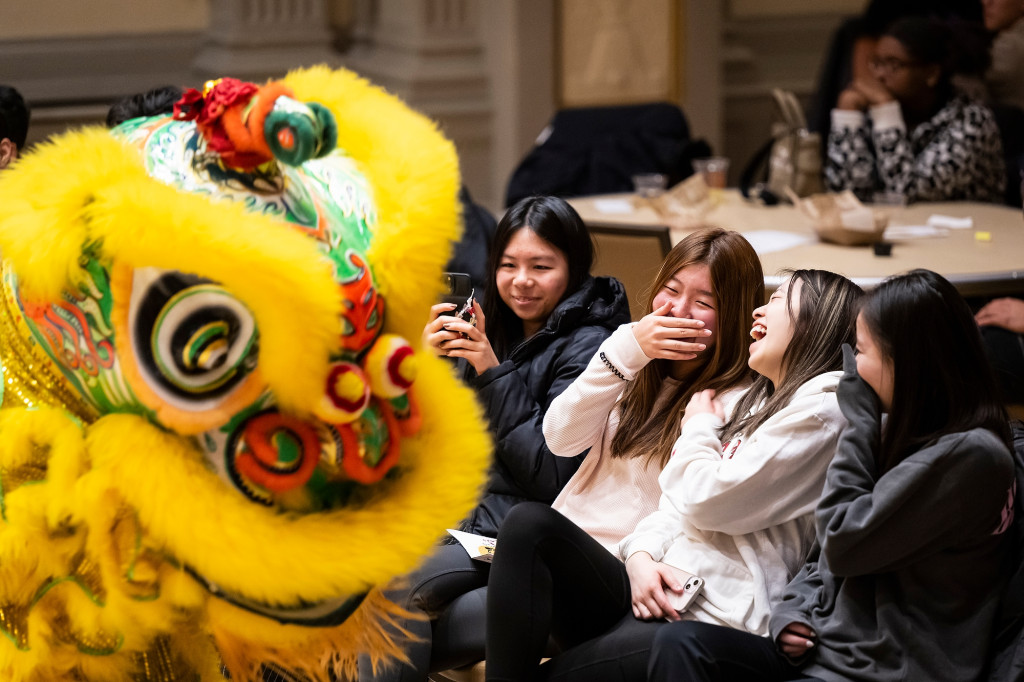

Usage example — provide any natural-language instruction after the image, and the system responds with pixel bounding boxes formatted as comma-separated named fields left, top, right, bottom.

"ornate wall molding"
left=346, top=0, right=494, bottom=205
left=194, top=0, right=339, bottom=79
left=1, top=33, right=204, bottom=146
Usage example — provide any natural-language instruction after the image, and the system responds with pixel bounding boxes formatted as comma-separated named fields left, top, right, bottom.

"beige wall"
left=559, top=0, right=678, bottom=108
left=0, top=0, right=208, bottom=39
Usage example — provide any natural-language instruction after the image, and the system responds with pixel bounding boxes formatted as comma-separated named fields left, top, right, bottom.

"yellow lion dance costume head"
left=0, top=66, right=491, bottom=681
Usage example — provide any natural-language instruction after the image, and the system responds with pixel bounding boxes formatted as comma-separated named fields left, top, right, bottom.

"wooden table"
left=570, top=191, right=1024, bottom=298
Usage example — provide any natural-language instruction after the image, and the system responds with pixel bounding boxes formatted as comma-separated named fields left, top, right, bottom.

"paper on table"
left=927, top=215, right=973, bottom=229
left=883, top=224, right=948, bottom=240
left=593, top=198, right=635, bottom=214
left=741, top=230, right=817, bottom=255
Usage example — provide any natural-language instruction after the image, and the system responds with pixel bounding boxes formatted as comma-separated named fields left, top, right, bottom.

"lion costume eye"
left=140, top=275, right=257, bottom=397
left=117, top=267, right=264, bottom=432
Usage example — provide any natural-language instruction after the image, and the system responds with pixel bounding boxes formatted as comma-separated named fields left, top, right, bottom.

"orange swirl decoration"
left=234, top=412, right=322, bottom=492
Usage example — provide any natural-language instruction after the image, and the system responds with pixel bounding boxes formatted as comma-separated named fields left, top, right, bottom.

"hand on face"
left=632, top=301, right=712, bottom=361
left=851, top=76, right=895, bottom=107
left=853, top=316, right=894, bottom=412
left=837, top=86, right=870, bottom=112
left=422, top=300, right=499, bottom=375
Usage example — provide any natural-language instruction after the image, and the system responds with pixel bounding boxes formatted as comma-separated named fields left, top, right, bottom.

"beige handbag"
left=741, top=89, right=823, bottom=203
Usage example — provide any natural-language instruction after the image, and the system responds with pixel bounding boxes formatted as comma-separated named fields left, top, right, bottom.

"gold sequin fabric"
left=0, top=265, right=98, bottom=423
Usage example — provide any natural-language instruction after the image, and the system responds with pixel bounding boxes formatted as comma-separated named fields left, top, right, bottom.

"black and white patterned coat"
left=825, top=95, right=1005, bottom=203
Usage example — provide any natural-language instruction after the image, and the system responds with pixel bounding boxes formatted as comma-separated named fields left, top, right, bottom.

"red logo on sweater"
left=994, top=480, right=1016, bottom=536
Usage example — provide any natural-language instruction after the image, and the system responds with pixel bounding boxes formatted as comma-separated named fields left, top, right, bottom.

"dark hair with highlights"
left=106, top=85, right=184, bottom=128
left=720, top=269, right=864, bottom=444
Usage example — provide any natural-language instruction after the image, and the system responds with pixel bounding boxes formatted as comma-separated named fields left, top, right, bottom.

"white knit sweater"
left=544, top=324, right=667, bottom=553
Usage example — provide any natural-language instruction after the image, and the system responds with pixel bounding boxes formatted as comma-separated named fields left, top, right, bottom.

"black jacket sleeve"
left=471, top=325, right=610, bottom=501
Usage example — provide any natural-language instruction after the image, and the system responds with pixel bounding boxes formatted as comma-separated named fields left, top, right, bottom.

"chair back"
left=505, top=103, right=710, bottom=207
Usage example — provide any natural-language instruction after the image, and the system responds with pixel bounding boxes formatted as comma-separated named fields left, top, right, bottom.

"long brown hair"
left=719, top=269, right=863, bottom=444
left=610, top=228, right=764, bottom=467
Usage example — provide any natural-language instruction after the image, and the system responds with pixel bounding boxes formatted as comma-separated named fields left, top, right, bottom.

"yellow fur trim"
left=0, top=407, right=218, bottom=681
left=284, top=66, right=463, bottom=347
left=209, top=588, right=419, bottom=682
left=0, top=128, right=340, bottom=417
left=82, top=352, right=490, bottom=605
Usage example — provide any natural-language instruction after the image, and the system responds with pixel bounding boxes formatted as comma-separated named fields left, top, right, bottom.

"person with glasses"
left=826, top=16, right=1005, bottom=203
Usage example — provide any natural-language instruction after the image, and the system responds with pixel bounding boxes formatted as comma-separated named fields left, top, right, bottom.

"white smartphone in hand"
left=664, top=565, right=704, bottom=617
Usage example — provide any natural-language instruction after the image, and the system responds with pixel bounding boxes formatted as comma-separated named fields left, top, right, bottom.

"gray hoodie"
left=769, top=349, right=1016, bottom=682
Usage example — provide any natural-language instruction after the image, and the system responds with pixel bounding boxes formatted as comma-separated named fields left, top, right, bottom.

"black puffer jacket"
left=458, top=275, right=631, bottom=537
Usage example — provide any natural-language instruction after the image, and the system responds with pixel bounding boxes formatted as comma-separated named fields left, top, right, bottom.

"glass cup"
left=632, top=173, right=667, bottom=198
left=692, top=157, right=730, bottom=189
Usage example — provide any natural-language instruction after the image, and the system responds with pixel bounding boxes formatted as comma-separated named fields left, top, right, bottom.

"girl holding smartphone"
left=360, top=195, right=630, bottom=681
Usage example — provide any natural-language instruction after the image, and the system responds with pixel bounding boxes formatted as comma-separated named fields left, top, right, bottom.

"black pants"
left=359, top=544, right=490, bottom=681
left=485, top=502, right=663, bottom=682
left=647, top=621, right=824, bottom=682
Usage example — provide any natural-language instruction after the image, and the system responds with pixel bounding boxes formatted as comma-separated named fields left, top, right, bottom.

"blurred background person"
left=809, top=0, right=984, bottom=142
left=0, top=85, right=30, bottom=170
left=826, top=15, right=1004, bottom=203
left=976, top=296, right=1024, bottom=405
left=983, top=0, right=1024, bottom=109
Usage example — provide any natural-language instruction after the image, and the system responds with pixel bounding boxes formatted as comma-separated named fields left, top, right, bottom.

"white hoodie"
left=619, top=370, right=845, bottom=636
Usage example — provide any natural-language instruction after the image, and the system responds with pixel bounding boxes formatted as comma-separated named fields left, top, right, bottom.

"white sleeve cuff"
left=830, top=109, right=866, bottom=131
left=868, top=100, right=905, bottom=132
left=619, top=535, right=666, bottom=563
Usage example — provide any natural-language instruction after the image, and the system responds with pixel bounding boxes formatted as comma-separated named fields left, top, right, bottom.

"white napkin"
left=593, top=198, right=634, bottom=214
left=926, top=215, right=973, bottom=229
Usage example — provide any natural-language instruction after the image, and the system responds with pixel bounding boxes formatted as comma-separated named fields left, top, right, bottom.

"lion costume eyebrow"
left=0, top=127, right=340, bottom=419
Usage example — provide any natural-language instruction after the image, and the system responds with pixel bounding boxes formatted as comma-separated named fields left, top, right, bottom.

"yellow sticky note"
left=976, top=231, right=992, bottom=242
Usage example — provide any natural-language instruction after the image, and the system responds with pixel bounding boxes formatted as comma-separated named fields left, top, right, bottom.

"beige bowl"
left=812, top=212, right=889, bottom=246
